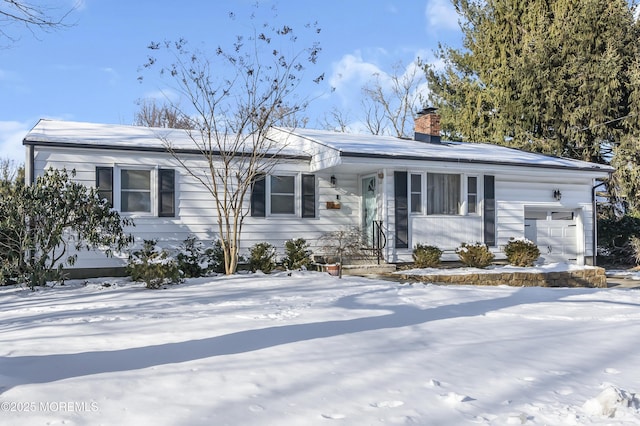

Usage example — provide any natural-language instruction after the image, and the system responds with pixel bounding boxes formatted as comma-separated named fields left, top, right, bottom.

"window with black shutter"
left=96, top=166, right=113, bottom=207
left=251, top=175, right=266, bottom=217
left=394, top=171, right=409, bottom=249
left=158, top=169, right=175, bottom=217
left=301, top=174, right=316, bottom=218
left=484, top=175, right=496, bottom=246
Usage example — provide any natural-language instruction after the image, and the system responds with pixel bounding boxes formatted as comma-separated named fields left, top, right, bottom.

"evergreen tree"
left=426, top=0, right=640, bottom=209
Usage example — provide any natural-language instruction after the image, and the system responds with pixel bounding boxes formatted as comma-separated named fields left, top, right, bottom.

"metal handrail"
left=372, top=220, right=386, bottom=264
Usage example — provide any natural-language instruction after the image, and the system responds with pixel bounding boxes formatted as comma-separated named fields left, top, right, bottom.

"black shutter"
left=251, top=175, right=266, bottom=217
left=96, top=167, right=113, bottom=207
left=484, top=175, right=496, bottom=246
left=158, top=169, right=175, bottom=217
left=394, top=171, right=409, bottom=249
left=301, top=174, right=316, bottom=218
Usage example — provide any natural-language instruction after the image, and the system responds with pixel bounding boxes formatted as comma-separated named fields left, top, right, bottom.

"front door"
left=362, top=176, right=377, bottom=246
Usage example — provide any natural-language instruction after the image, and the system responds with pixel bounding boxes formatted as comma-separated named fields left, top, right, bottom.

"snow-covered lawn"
left=1, top=271, right=640, bottom=425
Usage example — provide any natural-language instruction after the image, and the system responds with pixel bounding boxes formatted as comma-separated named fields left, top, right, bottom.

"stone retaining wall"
left=398, top=267, right=607, bottom=288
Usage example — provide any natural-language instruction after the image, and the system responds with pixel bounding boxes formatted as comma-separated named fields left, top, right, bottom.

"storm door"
left=362, top=176, right=377, bottom=246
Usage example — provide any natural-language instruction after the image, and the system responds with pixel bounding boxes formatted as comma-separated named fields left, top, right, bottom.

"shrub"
left=504, top=238, right=540, bottom=267
left=0, top=167, right=133, bottom=288
left=456, top=242, right=494, bottom=268
left=248, top=242, right=276, bottom=273
left=282, top=238, right=312, bottom=270
left=127, top=239, right=181, bottom=289
left=204, top=240, right=226, bottom=274
left=597, top=214, right=640, bottom=264
left=412, top=244, right=442, bottom=268
left=176, top=235, right=206, bottom=278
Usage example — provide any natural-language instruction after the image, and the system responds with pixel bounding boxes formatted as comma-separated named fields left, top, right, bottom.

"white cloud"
left=425, top=0, right=460, bottom=31
left=328, top=52, right=384, bottom=102
left=0, top=120, right=34, bottom=165
left=141, top=89, right=181, bottom=104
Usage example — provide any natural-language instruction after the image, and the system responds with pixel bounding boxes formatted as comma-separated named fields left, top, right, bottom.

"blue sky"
left=0, top=0, right=462, bottom=164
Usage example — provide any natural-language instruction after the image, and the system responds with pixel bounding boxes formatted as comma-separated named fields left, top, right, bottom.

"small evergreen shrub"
left=412, top=244, right=443, bottom=268
left=248, top=242, right=276, bottom=273
left=504, top=238, right=540, bottom=267
left=176, top=235, right=206, bottom=278
left=282, top=238, right=312, bottom=270
left=127, top=239, right=181, bottom=289
left=456, top=242, right=495, bottom=268
left=204, top=240, right=226, bottom=274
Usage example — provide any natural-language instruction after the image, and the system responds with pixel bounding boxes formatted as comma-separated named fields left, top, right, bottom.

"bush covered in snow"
left=248, top=242, right=276, bottom=273
left=412, top=244, right=443, bottom=268
left=456, top=242, right=494, bottom=268
left=504, top=238, right=540, bottom=267
left=282, top=238, right=312, bottom=270
left=127, top=239, right=181, bottom=289
left=176, top=236, right=225, bottom=277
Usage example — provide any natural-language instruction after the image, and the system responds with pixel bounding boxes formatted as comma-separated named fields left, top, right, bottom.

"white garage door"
left=524, top=210, right=578, bottom=264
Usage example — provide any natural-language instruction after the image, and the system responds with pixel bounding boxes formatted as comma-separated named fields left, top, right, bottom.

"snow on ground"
left=1, top=271, right=640, bottom=425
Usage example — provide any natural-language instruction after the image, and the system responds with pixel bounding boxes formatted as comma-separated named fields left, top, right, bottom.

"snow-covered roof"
left=23, top=119, right=309, bottom=159
left=24, top=119, right=613, bottom=174
left=276, top=127, right=614, bottom=173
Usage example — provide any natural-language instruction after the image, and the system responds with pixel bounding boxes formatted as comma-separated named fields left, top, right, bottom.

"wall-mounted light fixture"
left=553, top=189, right=562, bottom=201
left=330, top=175, right=337, bottom=187
left=377, top=172, right=384, bottom=180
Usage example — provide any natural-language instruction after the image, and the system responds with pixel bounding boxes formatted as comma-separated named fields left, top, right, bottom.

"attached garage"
left=524, top=209, right=580, bottom=264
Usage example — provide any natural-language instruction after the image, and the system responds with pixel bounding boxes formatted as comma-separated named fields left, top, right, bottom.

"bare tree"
left=320, top=106, right=352, bottom=132
left=361, top=61, right=427, bottom=138
left=140, top=5, right=322, bottom=274
left=134, top=99, right=192, bottom=129
left=0, top=0, right=74, bottom=43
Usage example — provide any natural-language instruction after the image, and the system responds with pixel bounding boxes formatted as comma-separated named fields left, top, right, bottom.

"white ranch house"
left=23, top=112, right=612, bottom=276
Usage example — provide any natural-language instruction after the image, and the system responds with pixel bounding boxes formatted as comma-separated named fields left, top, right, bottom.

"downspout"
left=592, top=180, right=608, bottom=266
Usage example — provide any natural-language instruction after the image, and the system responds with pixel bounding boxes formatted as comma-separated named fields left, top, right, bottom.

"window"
left=250, top=173, right=316, bottom=218
left=95, top=166, right=175, bottom=217
left=467, top=176, right=478, bottom=214
left=121, top=169, right=151, bottom=213
left=427, top=173, right=460, bottom=215
left=158, top=169, right=175, bottom=217
left=96, top=167, right=113, bottom=207
left=410, top=173, right=422, bottom=213
left=270, top=175, right=295, bottom=214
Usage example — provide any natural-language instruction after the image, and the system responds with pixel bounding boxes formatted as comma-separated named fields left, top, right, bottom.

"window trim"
left=96, top=165, right=176, bottom=218
left=250, top=173, right=316, bottom=218
left=406, top=171, right=482, bottom=217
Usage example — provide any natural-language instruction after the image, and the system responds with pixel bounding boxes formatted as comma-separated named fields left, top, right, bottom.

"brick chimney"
left=414, top=107, right=441, bottom=144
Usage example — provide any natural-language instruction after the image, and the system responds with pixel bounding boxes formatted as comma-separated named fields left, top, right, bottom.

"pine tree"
left=426, top=0, right=640, bottom=159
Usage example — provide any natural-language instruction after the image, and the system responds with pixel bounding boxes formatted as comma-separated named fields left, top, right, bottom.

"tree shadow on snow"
left=0, top=286, right=630, bottom=394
